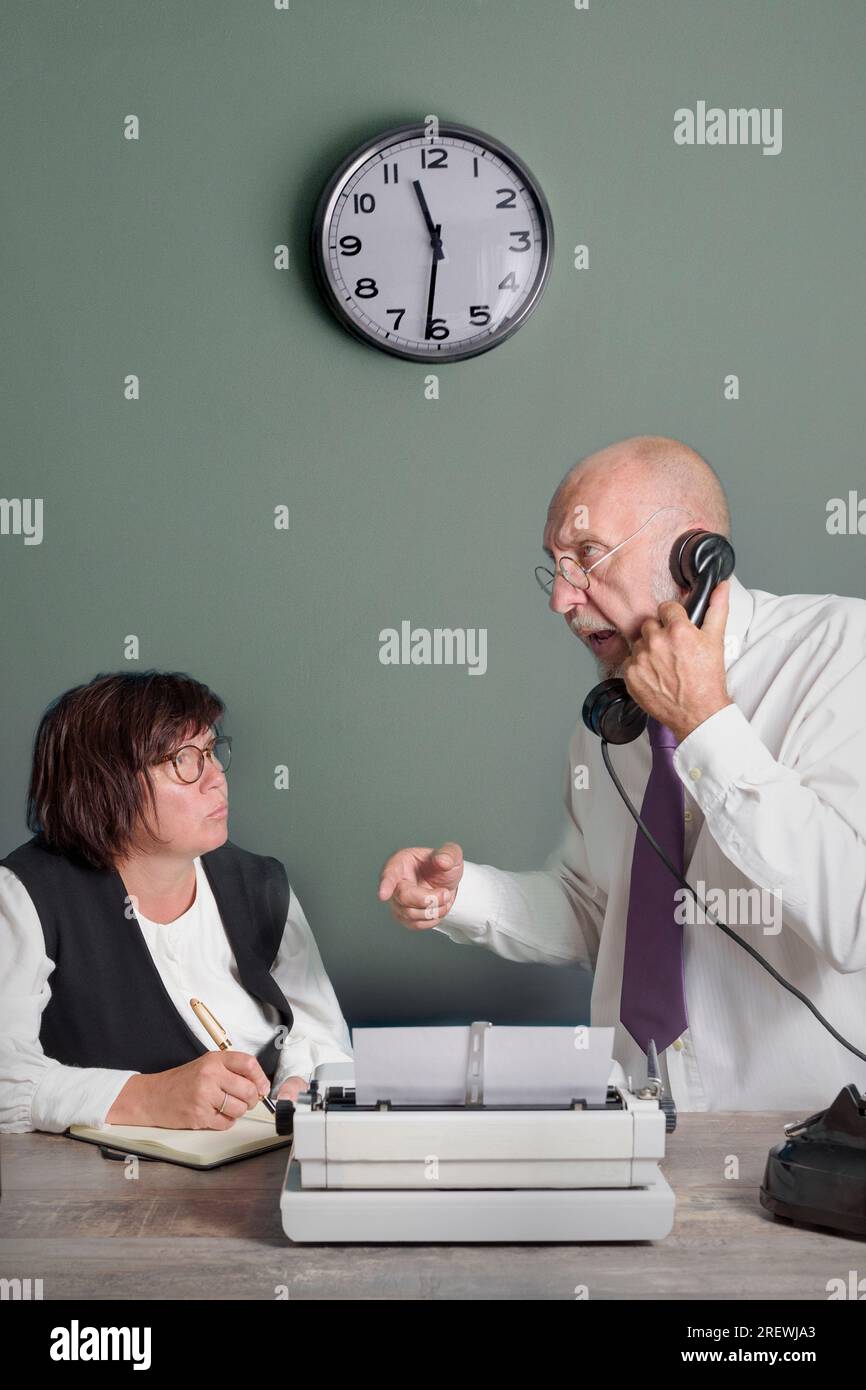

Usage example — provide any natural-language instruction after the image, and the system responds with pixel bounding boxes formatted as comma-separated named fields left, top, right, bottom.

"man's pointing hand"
left=378, top=843, right=464, bottom=929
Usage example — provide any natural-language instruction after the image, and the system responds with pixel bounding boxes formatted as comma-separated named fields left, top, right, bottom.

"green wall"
left=1, top=0, right=863, bottom=1028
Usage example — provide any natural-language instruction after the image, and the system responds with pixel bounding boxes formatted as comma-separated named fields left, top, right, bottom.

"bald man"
left=378, top=435, right=866, bottom=1112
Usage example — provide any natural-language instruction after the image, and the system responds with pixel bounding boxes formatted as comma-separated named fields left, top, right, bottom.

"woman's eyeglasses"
left=156, top=736, right=232, bottom=784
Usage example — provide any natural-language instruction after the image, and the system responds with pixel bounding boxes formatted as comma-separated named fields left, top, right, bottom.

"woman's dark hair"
left=26, top=670, right=225, bottom=870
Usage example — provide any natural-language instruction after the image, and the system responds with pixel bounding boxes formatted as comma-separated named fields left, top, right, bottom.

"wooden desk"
left=0, top=1111, right=861, bottom=1300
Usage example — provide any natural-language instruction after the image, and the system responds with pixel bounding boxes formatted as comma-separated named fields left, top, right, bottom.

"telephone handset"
left=581, top=529, right=736, bottom=745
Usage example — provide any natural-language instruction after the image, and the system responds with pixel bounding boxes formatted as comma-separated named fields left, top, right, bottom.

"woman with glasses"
left=0, top=670, right=353, bottom=1133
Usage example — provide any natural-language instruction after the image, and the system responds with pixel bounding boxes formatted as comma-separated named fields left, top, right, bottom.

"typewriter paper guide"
left=351, top=1026, right=615, bottom=1107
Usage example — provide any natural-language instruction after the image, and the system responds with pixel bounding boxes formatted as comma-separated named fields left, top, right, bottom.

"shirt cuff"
left=434, top=860, right=502, bottom=937
left=30, top=1065, right=139, bottom=1134
left=271, top=1040, right=354, bottom=1096
left=673, top=702, right=778, bottom=812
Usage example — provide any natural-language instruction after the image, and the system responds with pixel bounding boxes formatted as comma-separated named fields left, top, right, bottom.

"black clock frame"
left=309, top=119, right=555, bottom=363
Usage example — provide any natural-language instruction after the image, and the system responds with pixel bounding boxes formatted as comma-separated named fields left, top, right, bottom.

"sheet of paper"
left=353, top=1027, right=475, bottom=1105
left=352, top=1025, right=615, bottom=1106
left=483, top=1027, right=614, bottom=1106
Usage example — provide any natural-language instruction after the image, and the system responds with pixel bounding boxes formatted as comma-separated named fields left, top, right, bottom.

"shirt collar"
left=723, top=571, right=755, bottom=670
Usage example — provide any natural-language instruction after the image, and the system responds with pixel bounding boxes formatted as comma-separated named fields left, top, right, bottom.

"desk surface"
left=0, top=1111, right=861, bottom=1300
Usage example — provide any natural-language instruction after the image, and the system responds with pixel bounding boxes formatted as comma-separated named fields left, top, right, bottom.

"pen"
left=189, top=997, right=277, bottom=1114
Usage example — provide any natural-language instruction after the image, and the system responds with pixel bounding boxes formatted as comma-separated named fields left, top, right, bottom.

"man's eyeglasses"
left=156, top=736, right=232, bottom=784
left=535, top=505, right=689, bottom=596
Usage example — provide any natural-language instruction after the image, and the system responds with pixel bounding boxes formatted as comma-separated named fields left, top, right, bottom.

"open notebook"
left=66, top=1099, right=292, bottom=1170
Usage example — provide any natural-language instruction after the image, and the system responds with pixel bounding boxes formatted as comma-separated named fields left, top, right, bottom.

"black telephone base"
left=759, top=1084, right=866, bottom=1239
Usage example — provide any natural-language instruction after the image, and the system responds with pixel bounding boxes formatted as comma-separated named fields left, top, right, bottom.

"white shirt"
left=0, top=855, right=354, bottom=1133
left=435, top=573, right=866, bottom=1112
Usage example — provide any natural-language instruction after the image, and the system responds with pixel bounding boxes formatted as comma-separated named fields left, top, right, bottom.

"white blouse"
left=0, top=854, right=354, bottom=1132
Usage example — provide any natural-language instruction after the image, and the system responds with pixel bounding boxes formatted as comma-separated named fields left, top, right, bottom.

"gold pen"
left=189, top=997, right=276, bottom=1114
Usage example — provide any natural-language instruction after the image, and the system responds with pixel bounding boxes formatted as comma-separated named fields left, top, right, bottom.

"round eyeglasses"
left=535, top=505, right=690, bottom=596
left=535, top=549, right=600, bottom=595
left=157, top=735, right=232, bottom=784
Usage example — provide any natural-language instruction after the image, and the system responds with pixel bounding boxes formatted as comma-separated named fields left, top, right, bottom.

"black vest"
left=1, top=835, right=295, bottom=1081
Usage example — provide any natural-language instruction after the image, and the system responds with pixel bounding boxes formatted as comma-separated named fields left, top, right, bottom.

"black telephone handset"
left=581, top=529, right=736, bottom=745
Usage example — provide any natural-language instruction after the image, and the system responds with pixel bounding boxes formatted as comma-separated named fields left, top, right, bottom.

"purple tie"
left=619, top=716, right=689, bottom=1054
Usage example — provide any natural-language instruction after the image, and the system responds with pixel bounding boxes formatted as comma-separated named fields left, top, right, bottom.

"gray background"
left=1, top=0, right=863, bottom=1028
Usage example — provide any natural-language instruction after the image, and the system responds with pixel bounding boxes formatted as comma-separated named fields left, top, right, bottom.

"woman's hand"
left=275, top=1074, right=310, bottom=1103
left=105, top=1049, right=272, bottom=1129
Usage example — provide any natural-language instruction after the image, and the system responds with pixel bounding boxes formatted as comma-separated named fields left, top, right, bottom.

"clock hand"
left=423, top=223, right=442, bottom=341
left=412, top=179, right=444, bottom=261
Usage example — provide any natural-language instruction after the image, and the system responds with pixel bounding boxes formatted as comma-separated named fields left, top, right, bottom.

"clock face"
left=310, top=121, right=554, bottom=362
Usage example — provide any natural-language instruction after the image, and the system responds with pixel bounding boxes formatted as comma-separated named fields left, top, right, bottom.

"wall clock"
left=310, top=120, right=554, bottom=363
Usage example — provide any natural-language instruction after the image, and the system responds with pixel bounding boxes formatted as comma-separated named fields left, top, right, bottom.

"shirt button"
left=684, top=809, right=692, bottom=822
left=689, top=767, right=702, bottom=781
left=672, top=1039, right=684, bottom=1051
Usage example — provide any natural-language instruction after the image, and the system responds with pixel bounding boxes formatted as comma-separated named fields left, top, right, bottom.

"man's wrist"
left=670, top=696, right=734, bottom=744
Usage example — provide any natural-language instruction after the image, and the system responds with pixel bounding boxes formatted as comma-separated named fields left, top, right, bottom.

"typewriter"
left=278, top=1024, right=676, bottom=1243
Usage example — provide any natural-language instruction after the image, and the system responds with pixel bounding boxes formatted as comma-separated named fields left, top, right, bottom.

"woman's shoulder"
left=201, top=840, right=291, bottom=909
left=203, top=838, right=287, bottom=875
left=0, top=837, right=53, bottom=898
left=0, top=859, right=44, bottom=934
left=1, top=834, right=48, bottom=870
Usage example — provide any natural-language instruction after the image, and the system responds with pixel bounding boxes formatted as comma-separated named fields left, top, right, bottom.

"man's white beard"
left=595, top=566, right=682, bottom=680
left=599, top=650, right=628, bottom=680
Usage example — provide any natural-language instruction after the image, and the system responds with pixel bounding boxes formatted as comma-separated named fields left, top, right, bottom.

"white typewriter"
left=279, top=1024, right=676, bottom=1243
